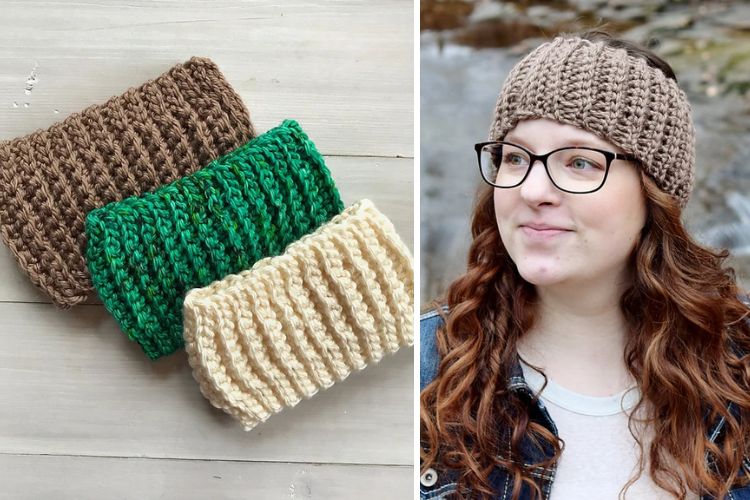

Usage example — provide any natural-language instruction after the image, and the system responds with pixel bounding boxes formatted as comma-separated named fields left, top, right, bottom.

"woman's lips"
left=519, top=225, right=572, bottom=241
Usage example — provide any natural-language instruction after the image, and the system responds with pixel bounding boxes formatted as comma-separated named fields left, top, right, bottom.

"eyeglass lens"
left=480, top=143, right=608, bottom=193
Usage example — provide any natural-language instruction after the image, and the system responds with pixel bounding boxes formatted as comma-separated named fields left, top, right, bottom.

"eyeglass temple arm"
left=615, top=153, right=637, bottom=162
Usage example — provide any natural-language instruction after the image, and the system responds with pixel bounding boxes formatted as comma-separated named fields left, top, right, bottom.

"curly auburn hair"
left=420, top=33, right=750, bottom=500
left=421, top=169, right=750, bottom=499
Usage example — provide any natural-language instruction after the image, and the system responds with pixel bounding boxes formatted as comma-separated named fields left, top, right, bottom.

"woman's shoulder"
left=420, top=307, right=447, bottom=391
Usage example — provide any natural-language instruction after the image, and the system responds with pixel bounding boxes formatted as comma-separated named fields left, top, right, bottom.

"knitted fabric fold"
left=85, top=119, right=343, bottom=360
left=182, top=199, right=413, bottom=431
left=0, top=56, right=254, bottom=308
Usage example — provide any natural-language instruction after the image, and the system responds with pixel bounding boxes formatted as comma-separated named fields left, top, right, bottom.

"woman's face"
left=494, top=118, right=647, bottom=288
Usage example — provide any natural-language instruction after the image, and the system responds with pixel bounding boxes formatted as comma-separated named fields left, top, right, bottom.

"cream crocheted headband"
left=490, top=36, right=696, bottom=207
left=183, top=199, right=413, bottom=431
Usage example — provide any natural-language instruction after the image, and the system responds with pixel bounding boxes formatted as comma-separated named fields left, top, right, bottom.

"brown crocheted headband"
left=490, top=36, right=696, bottom=207
left=0, top=57, right=254, bottom=308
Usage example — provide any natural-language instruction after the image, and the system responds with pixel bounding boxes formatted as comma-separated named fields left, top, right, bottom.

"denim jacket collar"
left=505, top=351, right=732, bottom=448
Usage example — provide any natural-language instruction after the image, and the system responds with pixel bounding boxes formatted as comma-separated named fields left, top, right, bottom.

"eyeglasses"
left=474, top=141, right=637, bottom=194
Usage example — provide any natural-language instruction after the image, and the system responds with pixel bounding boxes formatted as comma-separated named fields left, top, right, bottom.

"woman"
left=420, top=31, right=750, bottom=500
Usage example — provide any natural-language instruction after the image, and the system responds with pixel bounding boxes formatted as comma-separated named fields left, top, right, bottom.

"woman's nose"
left=518, top=160, right=562, bottom=206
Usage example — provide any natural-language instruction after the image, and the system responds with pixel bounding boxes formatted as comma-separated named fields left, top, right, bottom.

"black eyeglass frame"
left=474, top=141, right=638, bottom=194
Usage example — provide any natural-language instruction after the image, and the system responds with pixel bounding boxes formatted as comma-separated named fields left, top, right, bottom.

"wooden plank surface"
left=0, top=0, right=413, bottom=158
left=0, top=0, right=414, bottom=497
left=0, top=302, right=413, bottom=464
left=0, top=455, right=411, bottom=500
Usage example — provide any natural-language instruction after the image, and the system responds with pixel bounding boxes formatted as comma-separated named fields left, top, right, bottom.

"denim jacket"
left=419, top=309, right=750, bottom=500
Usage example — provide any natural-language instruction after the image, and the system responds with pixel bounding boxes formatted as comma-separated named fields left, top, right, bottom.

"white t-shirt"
left=519, top=358, right=699, bottom=500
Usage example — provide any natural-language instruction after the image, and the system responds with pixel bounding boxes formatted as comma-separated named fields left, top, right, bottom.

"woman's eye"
left=504, top=153, right=526, bottom=165
left=570, top=157, right=601, bottom=170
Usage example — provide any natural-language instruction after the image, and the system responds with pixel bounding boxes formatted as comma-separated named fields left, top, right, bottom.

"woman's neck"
left=517, top=277, right=636, bottom=397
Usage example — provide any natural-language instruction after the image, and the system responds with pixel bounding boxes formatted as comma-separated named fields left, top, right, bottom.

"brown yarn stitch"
left=490, top=36, right=696, bottom=207
left=0, top=57, right=254, bottom=308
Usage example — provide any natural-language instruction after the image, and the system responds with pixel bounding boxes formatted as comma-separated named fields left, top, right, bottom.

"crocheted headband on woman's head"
left=490, top=36, right=696, bottom=207
left=85, top=119, right=344, bottom=360
left=0, top=56, right=254, bottom=308
left=183, top=199, right=413, bottom=431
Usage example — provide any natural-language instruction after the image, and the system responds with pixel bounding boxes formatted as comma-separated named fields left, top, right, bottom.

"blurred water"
left=697, top=192, right=750, bottom=257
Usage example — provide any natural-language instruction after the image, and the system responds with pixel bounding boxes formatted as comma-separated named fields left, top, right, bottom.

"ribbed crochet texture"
left=0, top=57, right=254, bottom=307
left=86, top=120, right=343, bottom=360
left=183, top=199, right=413, bottom=431
left=490, top=36, right=696, bottom=207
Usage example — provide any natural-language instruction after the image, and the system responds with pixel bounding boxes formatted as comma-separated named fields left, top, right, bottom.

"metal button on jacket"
left=421, top=468, right=438, bottom=487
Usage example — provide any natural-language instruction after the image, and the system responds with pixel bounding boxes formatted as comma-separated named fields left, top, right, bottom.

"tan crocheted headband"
left=183, top=199, right=414, bottom=431
left=0, top=57, right=253, bottom=307
left=490, top=36, right=696, bottom=207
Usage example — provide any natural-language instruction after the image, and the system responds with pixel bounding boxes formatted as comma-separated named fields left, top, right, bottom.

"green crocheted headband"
left=85, top=119, right=343, bottom=359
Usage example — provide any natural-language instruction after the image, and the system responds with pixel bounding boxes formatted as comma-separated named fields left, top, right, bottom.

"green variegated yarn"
left=85, top=120, right=343, bottom=360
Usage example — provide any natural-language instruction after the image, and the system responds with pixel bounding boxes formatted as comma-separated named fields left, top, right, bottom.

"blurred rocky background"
left=421, top=0, right=750, bottom=308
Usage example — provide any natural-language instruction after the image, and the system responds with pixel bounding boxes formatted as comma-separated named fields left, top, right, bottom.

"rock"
left=467, top=1, right=519, bottom=24
left=711, top=3, right=750, bottom=31
left=564, top=0, right=608, bottom=12
left=421, top=0, right=475, bottom=31
left=525, top=5, right=577, bottom=28
left=597, top=5, right=650, bottom=23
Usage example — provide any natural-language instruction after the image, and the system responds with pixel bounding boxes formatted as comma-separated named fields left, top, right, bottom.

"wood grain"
left=0, top=1, right=414, bottom=158
left=0, top=454, right=411, bottom=500
left=0, top=301, right=413, bottom=464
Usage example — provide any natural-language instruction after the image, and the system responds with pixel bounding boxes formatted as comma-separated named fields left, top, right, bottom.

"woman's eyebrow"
left=503, top=134, right=533, bottom=148
left=504, top=135, right=619, bottom=152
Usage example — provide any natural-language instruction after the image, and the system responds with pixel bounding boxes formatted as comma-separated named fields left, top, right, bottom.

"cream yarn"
left=490, top=36, right=696, bottom=207
left=183, top=199, right=413, bottom=430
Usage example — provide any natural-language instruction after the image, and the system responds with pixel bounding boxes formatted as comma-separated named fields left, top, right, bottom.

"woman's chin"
left=515, top=262, right=567, bottom=287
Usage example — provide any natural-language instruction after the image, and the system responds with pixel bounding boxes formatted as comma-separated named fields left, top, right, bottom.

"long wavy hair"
left=420, top=34, right=750, bottom=500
